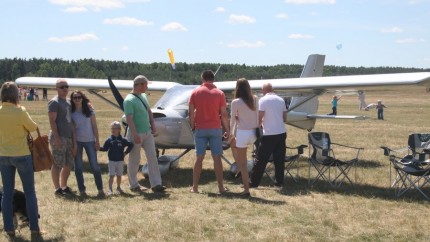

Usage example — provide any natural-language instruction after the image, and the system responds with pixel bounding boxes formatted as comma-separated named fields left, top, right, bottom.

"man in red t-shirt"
left=189, top=70, right=230, bottom=194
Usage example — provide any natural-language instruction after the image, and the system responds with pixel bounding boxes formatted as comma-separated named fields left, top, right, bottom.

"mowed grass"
left=3, top=85, right=430, bottom=241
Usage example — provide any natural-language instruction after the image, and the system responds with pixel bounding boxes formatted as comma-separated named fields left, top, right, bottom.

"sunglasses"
left=73, top=96, right=82, bottom=100
left=57, top=85, right=69, bottom=89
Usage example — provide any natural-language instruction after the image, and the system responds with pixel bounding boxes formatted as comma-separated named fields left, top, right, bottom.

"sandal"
left=218, top=187, right=229, bottom=195
left=190, top=188, right=204, bottom=194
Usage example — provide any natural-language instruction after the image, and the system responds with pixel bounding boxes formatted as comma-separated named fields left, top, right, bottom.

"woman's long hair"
left=234, top=78, right=255, bottom=110
left=71, top=90, right=92, bottom=117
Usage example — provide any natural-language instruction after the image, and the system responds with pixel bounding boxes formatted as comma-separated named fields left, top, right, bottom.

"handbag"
left=254, top=96, right=262, bottom=140
left=27, top=128, right=54, bottom=172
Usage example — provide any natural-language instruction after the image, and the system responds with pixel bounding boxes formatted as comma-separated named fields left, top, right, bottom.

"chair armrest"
left=381, top=146, right=392, bottom=156
left=380, top=146, right=409, bottom=156
left=286, top=145, right=308, bottom=155
left=331, top=142, right=363, bottom=150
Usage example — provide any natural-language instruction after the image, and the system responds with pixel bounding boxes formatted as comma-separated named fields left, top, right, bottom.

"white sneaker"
left=107, top=189, right=113, bottom=196
left=116, top=187, right=124, bottom=194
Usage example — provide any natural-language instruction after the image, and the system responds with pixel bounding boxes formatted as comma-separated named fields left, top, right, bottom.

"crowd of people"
left=2, top=70, right=391, bottom=239
left=0, top=71, right=290, bottom=239
left=17, top=87, right=48, bottom=102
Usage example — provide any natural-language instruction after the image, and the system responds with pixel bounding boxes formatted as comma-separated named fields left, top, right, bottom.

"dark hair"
left=1, top=82, right=19, bottom=104
left=70, top=90, right=92, bottom=117
left=234, top=78, right=255, bottom=110
left=201, top=70, right=215, bottom=82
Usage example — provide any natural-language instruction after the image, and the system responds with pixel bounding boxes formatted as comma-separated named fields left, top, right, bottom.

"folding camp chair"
left=308, top=132, right=363, bottom=188
left=381, top=133, right=430, bottom=200
left=250, top=132, right=307, bottom=184
left=262, top=145, right=308, bottom=183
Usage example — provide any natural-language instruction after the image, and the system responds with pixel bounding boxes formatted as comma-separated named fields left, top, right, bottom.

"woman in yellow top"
left=0, top=82, right=42, bottom=239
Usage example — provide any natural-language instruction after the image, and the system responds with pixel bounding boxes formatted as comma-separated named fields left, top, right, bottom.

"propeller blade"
left=108, top=76, right=125, bottom=111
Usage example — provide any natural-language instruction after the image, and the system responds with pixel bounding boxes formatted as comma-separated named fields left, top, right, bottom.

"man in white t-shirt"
left=250, top=83, right=287, bottom=188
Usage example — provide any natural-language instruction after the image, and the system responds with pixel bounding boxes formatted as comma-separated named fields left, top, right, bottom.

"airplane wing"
left=215, top=72, right=430, bottom=93
left=307, top=114, right=366, bottom=120
left=15, top=77, right=179, bottom=91
left=16, top=72, right=430, bottom=94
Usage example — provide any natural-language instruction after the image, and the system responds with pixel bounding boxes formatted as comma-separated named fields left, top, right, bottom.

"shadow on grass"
left=274, top=176, right=430, bottom=203
left=78, top=159, right=429, bottom=203
left=141, top=192, right=171, bottom=200
left=13, top=234, right=65, bottom=242
left=206, top=191, right=287, bottom=205
left=355, top=159, right=384, bottom=168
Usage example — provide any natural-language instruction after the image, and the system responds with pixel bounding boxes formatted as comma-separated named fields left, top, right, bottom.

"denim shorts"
left=194, top=128, right=223, bottom=156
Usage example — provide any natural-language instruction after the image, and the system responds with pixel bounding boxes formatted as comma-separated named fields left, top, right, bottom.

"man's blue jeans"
left=75, top=141, right=103, bottom=192
left=0, top=155, right=39, bottom=231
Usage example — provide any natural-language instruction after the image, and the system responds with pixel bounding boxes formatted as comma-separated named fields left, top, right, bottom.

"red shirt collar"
left=202, top=82, right=217, bottom=88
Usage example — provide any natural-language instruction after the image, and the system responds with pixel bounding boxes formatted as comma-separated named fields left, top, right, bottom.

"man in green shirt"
left=124, top=75, right=165, bottom=193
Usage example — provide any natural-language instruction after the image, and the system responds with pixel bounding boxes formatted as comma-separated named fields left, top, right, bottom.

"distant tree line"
left=0, top=57, right=428, bottom=85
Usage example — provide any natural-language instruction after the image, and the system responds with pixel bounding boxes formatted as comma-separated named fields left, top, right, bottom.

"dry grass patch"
left=2, top=86, right=430, bottom=241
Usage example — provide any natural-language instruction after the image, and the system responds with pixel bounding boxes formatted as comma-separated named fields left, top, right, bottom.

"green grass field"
left=2, top=85, right=430, bottom=241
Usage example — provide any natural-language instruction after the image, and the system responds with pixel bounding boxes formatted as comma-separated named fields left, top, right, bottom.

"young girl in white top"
left=230, top=78, right=259, bottom=196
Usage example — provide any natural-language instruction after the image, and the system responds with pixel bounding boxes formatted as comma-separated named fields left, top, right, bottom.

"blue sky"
left=1, top=0, right=429, bottom=68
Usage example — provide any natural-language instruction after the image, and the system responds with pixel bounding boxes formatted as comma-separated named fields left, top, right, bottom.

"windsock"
left=168, top=48, right=175, bottom=70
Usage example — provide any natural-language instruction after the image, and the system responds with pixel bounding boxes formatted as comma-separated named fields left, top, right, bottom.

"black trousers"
left=250, top=132, right=287, bottom=187
left=328, top=106, right=337, bottom=115
left=377, top=109, right=384, bottom=120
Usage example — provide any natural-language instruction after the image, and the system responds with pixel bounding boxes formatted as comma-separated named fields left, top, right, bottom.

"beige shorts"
left=49, top=136, right=74, bottom=169
left=108, top=161, right=124, bottom=176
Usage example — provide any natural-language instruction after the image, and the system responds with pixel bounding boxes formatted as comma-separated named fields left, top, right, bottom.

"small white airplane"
left=15, top=54, right=430, bottom=173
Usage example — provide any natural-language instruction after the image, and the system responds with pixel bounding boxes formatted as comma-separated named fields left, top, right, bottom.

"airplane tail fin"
left=300, top=54, right=325, bottom=78
left=287, top=55, right=325, bottom=130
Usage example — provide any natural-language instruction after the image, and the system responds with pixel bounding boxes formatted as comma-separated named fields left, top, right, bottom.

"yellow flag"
left=167, top=49, right=175, bottom=70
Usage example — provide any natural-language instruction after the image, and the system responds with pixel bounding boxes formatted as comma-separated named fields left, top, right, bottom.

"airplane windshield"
left=153, top=85, right=197, bottom=110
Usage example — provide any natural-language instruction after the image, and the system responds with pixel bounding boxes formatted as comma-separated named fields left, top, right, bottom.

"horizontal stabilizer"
left=307, top=114, right=367, bottom=120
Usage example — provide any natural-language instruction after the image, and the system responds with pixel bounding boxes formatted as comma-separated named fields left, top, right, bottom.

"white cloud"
left=50, top=0, right=124, bottom=10
left=288, top=34, right=314, bottom=39
left=103, top=17, right=153, bottom=26
left=64, top=6, right=88, bottom=12
left=228, top=14, right=256, bottom=24
left=123, top=0, right=150, bottom=2
left=395, top=38, right=426, bottom=44
left=215, top=7, right=226, bottom=13
left=381, top=27, right=403, bottom=33
left=161, top=22, right=188, bottom=32
left=121, top=46, right=129, bottom=51
left=48, top=33, right=99, bottom=43
left=424, top=57, right=430, bottom=62
left=285, top=0, right=335, bottom=4
left=50, top=0, right=149, bottom=11
left=276, top=13, right=289, bottom=19
left=227, top=41, right=265, bottom=48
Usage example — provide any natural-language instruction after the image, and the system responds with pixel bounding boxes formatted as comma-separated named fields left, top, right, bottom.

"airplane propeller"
left=108, top=76, right=125, bottom=111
